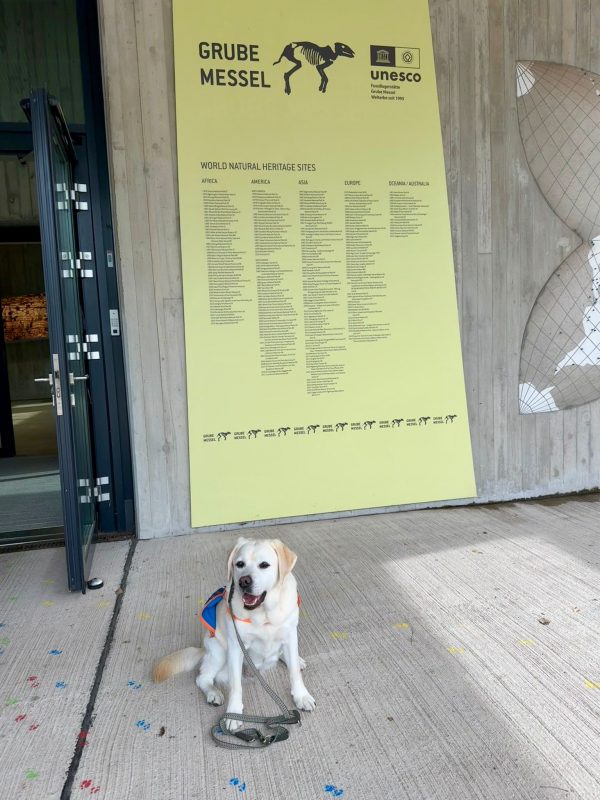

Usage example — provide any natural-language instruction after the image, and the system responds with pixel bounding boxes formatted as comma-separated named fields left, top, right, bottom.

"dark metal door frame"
left=0, top=0, right=135, bottom=538
left=76, top=0, right=135, bottom=533
left=26, top=90, right=97, bottom=590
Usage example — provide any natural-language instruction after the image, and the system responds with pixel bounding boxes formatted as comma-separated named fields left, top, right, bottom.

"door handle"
left=34, top=356, right=63, bottom=415
left=52, top=354, right=63, bottom=416
left=68, top=372, right=88, bottom=406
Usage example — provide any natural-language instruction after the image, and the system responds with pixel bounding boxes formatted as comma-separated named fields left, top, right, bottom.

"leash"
left=211, top=580, right=301, bottom=749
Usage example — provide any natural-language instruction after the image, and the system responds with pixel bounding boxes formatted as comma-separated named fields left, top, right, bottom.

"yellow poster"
left=173, top=0, right=476, bottom=527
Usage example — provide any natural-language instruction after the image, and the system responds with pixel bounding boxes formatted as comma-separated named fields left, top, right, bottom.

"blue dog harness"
left=200, top=588, right=233, bottom=636
left=200, top=586, right=300, bottom=637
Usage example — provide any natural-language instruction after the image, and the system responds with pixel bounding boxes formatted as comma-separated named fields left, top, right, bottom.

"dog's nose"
left=239, top=575, right=253, bottom=590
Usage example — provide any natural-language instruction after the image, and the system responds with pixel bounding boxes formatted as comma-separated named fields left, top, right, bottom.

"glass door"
left=24, top=89, right=97, bottom=591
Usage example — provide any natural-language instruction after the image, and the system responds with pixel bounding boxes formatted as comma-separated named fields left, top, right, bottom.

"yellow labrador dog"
left=153, top=537, right=315, bottom=729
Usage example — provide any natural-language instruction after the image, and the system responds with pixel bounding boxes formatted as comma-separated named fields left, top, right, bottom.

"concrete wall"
left=97, top=0, right=600, bottom=538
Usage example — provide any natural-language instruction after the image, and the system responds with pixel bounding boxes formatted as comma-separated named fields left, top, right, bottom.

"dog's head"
left=226, top=537, right=297, bottom=610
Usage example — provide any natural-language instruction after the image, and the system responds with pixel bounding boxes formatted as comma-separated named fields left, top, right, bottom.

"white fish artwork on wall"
left=517, top=61, right=600, bottom=413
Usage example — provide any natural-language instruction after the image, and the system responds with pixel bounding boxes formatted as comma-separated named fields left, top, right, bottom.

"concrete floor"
left=0, top=400, right=61, bottom=533
left=1, top=497, right=599, bottom=800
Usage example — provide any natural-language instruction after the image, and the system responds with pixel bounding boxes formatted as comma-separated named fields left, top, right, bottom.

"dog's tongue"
left=243, top=592, right=262, bottom=608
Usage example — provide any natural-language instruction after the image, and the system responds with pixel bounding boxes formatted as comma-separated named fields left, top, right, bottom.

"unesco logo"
left=370, top=45, right=420, bottom=69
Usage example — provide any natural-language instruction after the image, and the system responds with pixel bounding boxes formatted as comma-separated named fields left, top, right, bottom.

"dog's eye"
left=258, top=562, right=270, bottom=569
left=235, top=560, right=245, bottom=569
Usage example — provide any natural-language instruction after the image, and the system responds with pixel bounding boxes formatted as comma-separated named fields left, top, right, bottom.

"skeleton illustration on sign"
left=273, top=42, right=355, bottom=94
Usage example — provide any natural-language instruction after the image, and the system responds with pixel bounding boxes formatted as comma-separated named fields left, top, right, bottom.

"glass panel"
left=0, top=238, right=63, bottom=538
left=50, top=124, right=94, bottom=550
left=0, top=0, right=84, bottom=124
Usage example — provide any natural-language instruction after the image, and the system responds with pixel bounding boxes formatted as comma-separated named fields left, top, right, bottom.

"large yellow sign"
left=173, top=0, right=476, bottom=527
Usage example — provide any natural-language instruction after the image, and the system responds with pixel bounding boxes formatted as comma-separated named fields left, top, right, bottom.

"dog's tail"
left=152, top=647, right=203, bottom=682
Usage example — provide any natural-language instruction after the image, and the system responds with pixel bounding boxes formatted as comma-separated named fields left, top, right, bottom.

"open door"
left=22, top=89, right=98, bottom=592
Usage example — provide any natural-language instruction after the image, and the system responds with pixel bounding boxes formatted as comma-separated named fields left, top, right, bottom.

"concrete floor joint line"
left=59, top=539, right=137, bottom=800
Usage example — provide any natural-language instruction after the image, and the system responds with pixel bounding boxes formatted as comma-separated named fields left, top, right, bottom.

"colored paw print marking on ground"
left=48, top=649, right=63, bottom=655
left=28, top=723, right=40, bottom=732
left=584, top=679, right=600, bottom=689
left=330, top=632, right=348, bottom=640
left=136, top=719, right=151, bottom=731
left=518, top=639, right=535, bottom=646
left=447, top=647, right=465, bottom=654
left=6, top=697, right=19, bottom=706
left=324, top=785, right=345, bottom=797
left=127, top=680, right=142, bottom=690
left=80, top=779, right=101, bottom=793
left=42, top=600, right=55, bottom=607
left=15, top=714, right=27, bottom=722
left=394, top=622, right=410, bottom=629
left=8, top=596, right=18, bottom=601
left=56, top=681, right=67, bottom=689
left=230, top=778, right=247, bottom=794
left=78, top=730, right=89, bottom=748
left=25, top=769, right=39, bottom=780
left=97, top=600, right=111, bottom=609
left=0, top=636, right=10, bottom=646
left=136, top=612, right=152, bottom=621
left=0, top=622, right=5, bottom=627
left=44, top=579, right=55, bottom=585
left=27, top=676, right=40, bottom=689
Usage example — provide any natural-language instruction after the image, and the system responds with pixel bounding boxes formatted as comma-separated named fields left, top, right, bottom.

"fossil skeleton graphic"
left=273, top=41, right=355, bottom=94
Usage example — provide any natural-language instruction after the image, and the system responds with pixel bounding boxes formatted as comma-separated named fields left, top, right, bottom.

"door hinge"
left=93, top=476, right=110, bottom=503
left=76, top=251, right=94, bottom=278
left=79, top=478, right=92, bottom=504
left=61, top=251, right=74, bottom=278
left=82, top=334, right=101, bottom=360
left=71, top=183, right=89, bottom=211
left=79, top=476, right=110, bottom=503
left=56, top=182, right=69, bottom=210
left=66, top=334, right=81, bottom=361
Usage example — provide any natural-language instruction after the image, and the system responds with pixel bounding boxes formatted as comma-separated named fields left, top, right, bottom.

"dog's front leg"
left=283, top=627, right=316, bottom=712
left=223, top=626, right=244, bottom=731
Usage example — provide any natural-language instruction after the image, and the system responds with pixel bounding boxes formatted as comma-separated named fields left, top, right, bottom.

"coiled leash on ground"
left=211, top=581, right=301, bottom=749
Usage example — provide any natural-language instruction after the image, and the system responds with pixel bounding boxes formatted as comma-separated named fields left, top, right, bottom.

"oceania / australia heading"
left=198, top=41, right=270, bottom=88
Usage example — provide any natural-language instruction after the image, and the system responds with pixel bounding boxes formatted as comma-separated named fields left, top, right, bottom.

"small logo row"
left=203, top=415, right=458, bottom=442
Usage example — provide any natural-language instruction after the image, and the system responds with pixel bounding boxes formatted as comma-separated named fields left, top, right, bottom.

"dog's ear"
left=227, top=537, right=250, bottom=583
left=271, top=539, right=297, bottom=585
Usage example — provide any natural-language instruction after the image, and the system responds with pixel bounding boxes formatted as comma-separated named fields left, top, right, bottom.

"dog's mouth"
left=242, top=590, right=266, bottom=610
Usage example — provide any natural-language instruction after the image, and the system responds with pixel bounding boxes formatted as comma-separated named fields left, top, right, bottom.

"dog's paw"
left=206, top=688, right=224, bottom=706
left=223, top=714, right=244, bottom=732
left=293, top=689, right=316, bottom=712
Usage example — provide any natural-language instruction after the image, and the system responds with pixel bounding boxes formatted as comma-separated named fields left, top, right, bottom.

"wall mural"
left=1, top=294, right=48, bottom=343
left=517, top=61, right=600, bottom=413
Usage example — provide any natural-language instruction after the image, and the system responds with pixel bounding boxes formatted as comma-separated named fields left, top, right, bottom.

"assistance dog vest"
left=199, top=587, right=301, bottom=637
